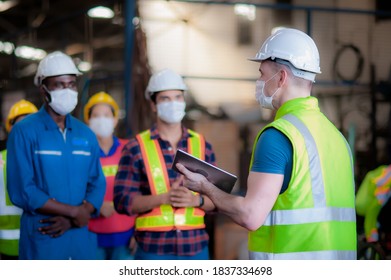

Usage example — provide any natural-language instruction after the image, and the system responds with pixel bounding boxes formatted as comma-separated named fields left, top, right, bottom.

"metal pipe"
left=0, top=0, right=117, bottom=41
left=166, top=0, right=391, bottom=17
left=370, top=64, right=377, bottom=168
left=306, top=9, right=312, bottom=36
left=165, top=0, right=391, bottom=36
left=124, top=0, right=136, bottom=137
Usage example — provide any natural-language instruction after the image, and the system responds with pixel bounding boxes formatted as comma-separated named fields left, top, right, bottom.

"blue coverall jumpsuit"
left=6, top=107, right=106, bottom=259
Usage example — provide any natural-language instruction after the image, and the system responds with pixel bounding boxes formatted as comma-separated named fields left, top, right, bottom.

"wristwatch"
left=199, top=195, right=205, bottom=207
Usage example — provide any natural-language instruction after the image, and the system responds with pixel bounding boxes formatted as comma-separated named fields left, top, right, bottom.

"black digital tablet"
left=172, top=149, right=237, bottom=193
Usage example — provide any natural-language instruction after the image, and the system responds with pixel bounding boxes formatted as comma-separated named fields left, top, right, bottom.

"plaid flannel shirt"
left=114, top=124, right=216, bottom=256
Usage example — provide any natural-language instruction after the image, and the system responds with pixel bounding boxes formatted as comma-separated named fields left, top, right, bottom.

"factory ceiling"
left=0, top=0, right=126, bottom=93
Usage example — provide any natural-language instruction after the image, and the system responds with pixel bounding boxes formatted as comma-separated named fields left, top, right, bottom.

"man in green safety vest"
left=177, top=28, right=357, bottom=260
left=0, top=99, right=38, bottom=259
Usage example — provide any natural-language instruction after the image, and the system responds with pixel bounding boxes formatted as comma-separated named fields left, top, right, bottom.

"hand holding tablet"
left=172, top=149, right=237, bottom=193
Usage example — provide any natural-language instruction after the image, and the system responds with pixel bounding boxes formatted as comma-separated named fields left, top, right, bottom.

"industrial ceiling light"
left=0, top=41, right=15, bottom=54
left=0, top=42, right=46, bottom=60
left=14, top=45, right=46, bottom=61
left=87, top=6, right=114, bottom=19
left=234, top=4, right=256, bottom=21
left=77, top=61, right=92, bottom=72
left=0, top=0, right=18, bottom=13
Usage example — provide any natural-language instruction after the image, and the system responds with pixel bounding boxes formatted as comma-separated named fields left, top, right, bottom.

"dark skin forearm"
left=37, top=198, right=78, bottom=217
left=37, top=199, right=95, bottom=228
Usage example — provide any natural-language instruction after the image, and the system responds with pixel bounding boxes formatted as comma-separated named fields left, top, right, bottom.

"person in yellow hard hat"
left=0, top=99, right=38, bottom=260
left=5, top=99, right=38, bottom=133
left=85, top=92, right=135, bottom=260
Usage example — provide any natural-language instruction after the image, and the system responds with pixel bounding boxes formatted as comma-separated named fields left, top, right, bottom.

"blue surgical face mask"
left=255, top=72, right=280, bottom=110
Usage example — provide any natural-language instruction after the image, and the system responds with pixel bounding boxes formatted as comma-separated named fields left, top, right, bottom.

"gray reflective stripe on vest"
left=249, top=250, right=356, bottom=260
left=269, top=115, right=355, bottom=225
left=0, top=229, right=20, bottom=240
left=263, top=207, right=355, bottom=226
left=282, top=114, right=326, bottom=207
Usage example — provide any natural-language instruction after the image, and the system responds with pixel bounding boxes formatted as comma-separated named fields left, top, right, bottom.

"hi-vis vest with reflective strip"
left=135, top=128, right=206, bottom=231
left=0, top=149, right=22, bottom=256
left=88, top=139, right=135, bottom=234
left=248, top=97, right=357, bottom=260
left=356, top=165, right=391, bottom=242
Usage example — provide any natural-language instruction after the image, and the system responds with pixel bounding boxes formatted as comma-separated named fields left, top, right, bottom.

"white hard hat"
left=34, top=51, right=82, bottom=86
left=145, top=68, right=187, bottom=100
left=249, top=28, right=321, bottom=81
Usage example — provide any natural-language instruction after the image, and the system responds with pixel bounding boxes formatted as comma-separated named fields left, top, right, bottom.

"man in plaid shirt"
left=114, top=69, right=216, bottom=260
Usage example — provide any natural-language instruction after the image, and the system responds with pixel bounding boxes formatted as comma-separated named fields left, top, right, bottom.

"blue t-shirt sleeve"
left=251, top=128, right=293, bottom=193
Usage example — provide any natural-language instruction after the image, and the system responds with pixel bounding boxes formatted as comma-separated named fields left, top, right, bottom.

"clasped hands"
left=38, top=200, right=94, bottom=238
left=168, top=164, right=211, bottom=208
left=167, top=176, right=201, bottom=208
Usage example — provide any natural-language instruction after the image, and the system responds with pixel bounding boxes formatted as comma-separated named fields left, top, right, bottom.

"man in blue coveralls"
left=6, top=51, right=106, bottom=260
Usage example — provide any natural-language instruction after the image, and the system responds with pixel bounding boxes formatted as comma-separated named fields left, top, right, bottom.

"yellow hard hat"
left=6, top=99, right=38, bottom=132
left=84, top=92, right=119, bottom=122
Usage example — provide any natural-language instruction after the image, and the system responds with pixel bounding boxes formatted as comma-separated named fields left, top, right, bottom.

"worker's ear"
left=150, top=100, right=157, bottom=113
left=278, top=68, right=288, bottom=88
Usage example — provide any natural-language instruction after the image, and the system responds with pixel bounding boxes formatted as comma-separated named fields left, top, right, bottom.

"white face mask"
left=157, top=101, right=186, bottom=124
left=255, top=72, right=280, bottom=110
left=89, top=116, right=115, bottom=138
left=45, top=87, right=78, bottom=116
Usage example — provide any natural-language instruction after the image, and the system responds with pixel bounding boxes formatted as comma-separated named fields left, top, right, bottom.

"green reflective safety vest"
left=356, top=165, right=391, bottom=242
left=248, top=97, right=357, bottom=260
left=135, top=128, right=206, bottom=232
left=0, top=149, right=22, bottom=256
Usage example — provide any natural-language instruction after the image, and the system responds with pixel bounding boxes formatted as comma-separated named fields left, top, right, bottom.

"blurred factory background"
left=1, top=0, right=391, bottom=259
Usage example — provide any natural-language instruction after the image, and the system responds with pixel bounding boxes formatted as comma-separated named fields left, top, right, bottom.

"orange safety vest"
left=135, top=129, right=206, bottom=232
left=89, top=139, right=135, bottom=234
